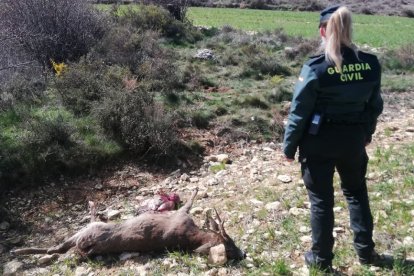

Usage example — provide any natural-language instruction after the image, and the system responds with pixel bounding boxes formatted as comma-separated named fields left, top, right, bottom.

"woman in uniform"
left=282, top=5, right=385, bottom=271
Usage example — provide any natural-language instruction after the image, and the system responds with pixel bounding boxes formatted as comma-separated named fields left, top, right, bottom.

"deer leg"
left=11, top=247, right=48, bottom=255
left=178, top=188, right=198, bottom=214
left=47, top=233, right=79, bottom=254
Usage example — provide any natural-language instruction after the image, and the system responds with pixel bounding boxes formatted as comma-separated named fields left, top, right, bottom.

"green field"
left=186, top=7, right=414, bottom=49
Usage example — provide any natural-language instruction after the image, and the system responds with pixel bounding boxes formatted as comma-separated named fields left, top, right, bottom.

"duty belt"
left=324, top=118, right=365, bottom=125
left=315, top=103, right=366, bottom=114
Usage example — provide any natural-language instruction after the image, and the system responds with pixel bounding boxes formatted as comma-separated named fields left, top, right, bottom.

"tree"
left=143, top=0, right=190, bottom=22
left=1, top=0, right=107, bottom=68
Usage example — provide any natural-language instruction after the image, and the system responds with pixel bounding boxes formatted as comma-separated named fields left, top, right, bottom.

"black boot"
left=359, top=250, right=393, bottom=268
left=305, top=251, right=333, bottom=272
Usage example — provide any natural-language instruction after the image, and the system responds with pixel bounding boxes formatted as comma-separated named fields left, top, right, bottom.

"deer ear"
left=194, top=242, right=213, bottom=255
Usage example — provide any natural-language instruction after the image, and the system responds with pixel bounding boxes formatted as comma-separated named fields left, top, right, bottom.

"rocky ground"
left=1, top=91, right=413, bottom=275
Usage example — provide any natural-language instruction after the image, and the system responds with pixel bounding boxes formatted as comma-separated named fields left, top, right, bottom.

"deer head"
left=196, top=208, right=246, bottom=261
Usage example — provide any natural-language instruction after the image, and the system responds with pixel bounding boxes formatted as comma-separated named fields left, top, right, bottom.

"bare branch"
left=0, top=62, right=36, bottom=71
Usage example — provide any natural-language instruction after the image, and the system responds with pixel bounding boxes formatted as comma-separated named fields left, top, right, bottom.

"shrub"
left=54, top=61, right=127, bottom=115
left=0, top=108, right=121, bottom=188
left=186, top=140, right=205, bottom=155
left=92, top=28, right=181, bottom=92
left=381, top=43, right=414, bottom=72
left=271, top=111, right=286, bottom=142
left=402, top=7, right=414, bottom=18
left=245, top=115, right=273, bottom=141
left=241, top=95, right=270, bottom=109
left=182, top=64, right=214, bottom=91
left=93, top=88, right=178, bottom=155
left=241, top=46, right=291, bottom=79
left=361, top=7, right=374, bottom=15
left=249, top=0, right=268, bottom=10
left=191, top=110, right=214, bottom=129
left=266, top=85, right=293, bottom=104
left=247, top=55, right=291, bottom=77
left=1, top=0, right=107, bottom=66
left=117, top=5, right=202, bottom=43
left=285, top=39, right=319, bottom=61
left=144, top=0, right=190, bottom=22
left=0, top=73, right=46, bottom=111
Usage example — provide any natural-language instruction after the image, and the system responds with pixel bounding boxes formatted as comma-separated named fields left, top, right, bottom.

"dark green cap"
left=320, top=4, right=341, bottom=24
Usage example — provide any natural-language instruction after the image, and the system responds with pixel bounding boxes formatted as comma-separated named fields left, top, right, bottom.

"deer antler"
left=88, top=201, right=96, bottom=223
left=213, top=208, right=228, bottom=238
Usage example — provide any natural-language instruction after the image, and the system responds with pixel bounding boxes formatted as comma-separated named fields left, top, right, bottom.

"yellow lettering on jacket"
left=327, top=62, right=371, bottom=82
left=340, top=72, right=364, bottom=82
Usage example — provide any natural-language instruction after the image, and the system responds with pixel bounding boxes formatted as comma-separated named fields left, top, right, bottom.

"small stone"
left=369, top=266, right=381, bottom=272
left=277, top=175, right=292, bottom=183
left=333, top=227, right=345, bottom=233
left=250, top=168, right=259, bottom=175
left=333, top=206, right=343, bottom=213
left=190, top=207, right=203, bottom=215
left=94, top=184, right=103, bottom=190
left=403, top=236, right=414, bottom=246
left=119, top=252, right=140, bottom=261
left=208, top=244, right=227, bottom=266
left=180, top=173, right=190, bottom=182
left=207, top=178, right=219, bottom=186
left=300, top=236, right=312, bottom=243
left=247, top=229, right=256, bottom=234
left=169, top=169, right=181, bottom=176
left=29, top=268, right=49, bottom=275
left=206, top=155, right=218, bottom=162
left=406, top=127, right=414, bottom=133
left=3, top=260, right=23, bottom=276
left=107, top=210, right=121, bottom=220
left=216, top=154, right=230, bottom=163
left=289, top=207, right=306, bottom=216
left=74, top=266, right=90, bottom=276
left=0, top=221, right=10, bottom=231
left=189, top=177, right=199, bottom=183
left=299, top=226, right=311, bottom=233
left=250, top=199, right=264, bottom=206
left=38, top=254, right=59, bottom=265
left=194, top=49, right=215, bottom=60
left=265, top=201, right=281, bottom=211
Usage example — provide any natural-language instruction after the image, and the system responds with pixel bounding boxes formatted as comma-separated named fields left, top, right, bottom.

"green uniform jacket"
left=283, top=47, right=383, bottom=159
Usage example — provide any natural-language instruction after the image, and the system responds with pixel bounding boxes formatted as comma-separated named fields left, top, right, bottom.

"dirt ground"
left=1, top=90, right=413, bottom=275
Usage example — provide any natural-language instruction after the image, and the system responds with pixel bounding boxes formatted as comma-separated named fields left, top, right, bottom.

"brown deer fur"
left=11, top=189, right=245, bottom=261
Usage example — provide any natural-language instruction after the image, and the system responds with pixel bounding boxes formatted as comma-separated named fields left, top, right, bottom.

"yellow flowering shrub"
left=50, top=59, right=67, bottom=76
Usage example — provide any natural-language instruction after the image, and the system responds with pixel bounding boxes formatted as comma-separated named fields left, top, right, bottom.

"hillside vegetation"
left=1, top=2, right=413, bottom=190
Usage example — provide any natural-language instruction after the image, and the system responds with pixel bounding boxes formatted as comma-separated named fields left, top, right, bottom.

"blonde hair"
left=322, top=7, right=356, bottom=71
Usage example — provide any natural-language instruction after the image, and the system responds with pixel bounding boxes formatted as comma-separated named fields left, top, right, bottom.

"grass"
left=382, top=74, right=414, bottom=92
left=187, top=7, right=414, bottom=49
left=210, top=161, right=226, bottom=173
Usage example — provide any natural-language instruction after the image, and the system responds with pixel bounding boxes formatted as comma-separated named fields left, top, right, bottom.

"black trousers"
left=299, top=124, right=375, bottom=266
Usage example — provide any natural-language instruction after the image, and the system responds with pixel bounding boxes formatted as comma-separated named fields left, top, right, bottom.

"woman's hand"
left=284, top=156, right=295, bottom=162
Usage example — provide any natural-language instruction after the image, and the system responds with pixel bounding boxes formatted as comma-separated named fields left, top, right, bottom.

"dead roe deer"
left=12, top=188, right=246, bottom=262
